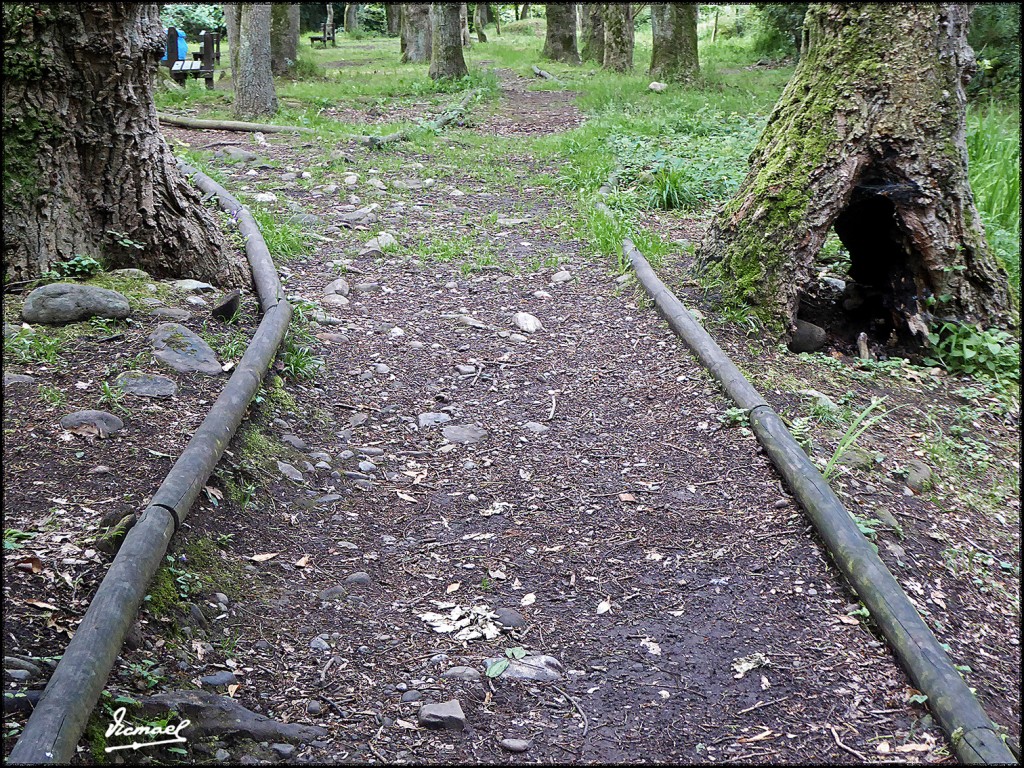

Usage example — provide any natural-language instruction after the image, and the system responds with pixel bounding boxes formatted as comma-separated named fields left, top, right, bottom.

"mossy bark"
left=580, top=3, right=603, bottom=63
left=473, top=3, right=487, bottom=42
left=602, top=3, right=633, bottom=72
left=401, top=3, right=432, bottom=63
left=460, top=3, right=472, bottom=46
left=234, top=4, right=277, bottom=119
left=269, top=4, right=299, bottom=76
left=385, top=3, right=399, bottom=36
left=344, top=3, right=359, bottom=33
left=649, top=4, right=698, bottom=82
left=542, top=3, right=579, bottom=63
left=428, top=3, right=468, bottom=79
left=699, top=3, right=1017, bottom=341
left=1, top=3, right=244, bottom=287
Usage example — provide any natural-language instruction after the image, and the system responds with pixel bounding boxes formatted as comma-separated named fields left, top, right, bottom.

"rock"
left=905, top=460, right=933, bottom=493
left=185, top=295, right=208, bottom=307
left=310, top=637, right=330, bottom=651
left=522, top=421, right=549, bottom=434
left=214, top=592, right=230, bottom=606
left=788, top=319, right=827, bottom=353
left=483, top=654, right=562, bottom=682
left=212, top=290, right=242, bottom=321
left=797, top=388, right=839, bottom=412
left=509, top=333, right=528, bottom=343
left=281, top=172, right=298, bottom=181
left=149, top=323, right=222, bottom=375
left=551, top=271, right=572, bottom=284
left=418, top=699, right=467, bottom=731
left=823, top=276, right=847, bottom=292
left=253, top=192, right=278, bottom=203
left=60, top=410, right=124, bottom=437
left=271, top=743, right=295, bottom=758
left=512, top=312, right=543, bottom=333
left=150, top=307, right=192, bottom=321
left=873, top=506, right=901, bottom=529
left=288, top=213, right=322, bottom=229
left=220, top=146, right=259, bottom=162
left=838, top=447, right=877, bottom=471
left=351, top=282, right=382, bottom=294
left=358, top=460, right=377, bottom=473
left=114, top=371, right=177, bottom=399
left=368, top=177, right=387, bottom=190
left=3, top=322, right=24, bottom=338
left=442, top=424, right=489, bottom=444
left=5, top=669, right=32, bottom=683
left=500, top=738, right=531, bottom=753
left=344, top=571, right=372, bottom=586
left=277, top=461, right=304, bottom=482
left=325, top=278, right=350, bottom=297
left=456, top=364, right=476, bottom=375
left=343, top=173, right=359, bottom=186
left=649, top=81, right=668, bottom=92
left=318, top=586, right=346, bottom=601
left=323, top=294, right=350, bottom=308
left=441, top=666, right=481, bottom=682
left=374, top=363, right=390, bottom=374
left=3, top=373, right=37, bottom=391
left=401, top=690, right=423, bottom=703
left=281, top=434, right=307, bottom=451
left=419, top=412, right=452, bottom=428
left=359, top=232, right=398, bottom=257
left=172, top=279, right=216, bottom=294
left=458, top=315, right=490, bottom=330
left=493, top=607, right=526, bottom=629
left=496, top=217, right=528, bottom=227
left=533, top=290, right=552, bottom=299
left=358, top=447, right=385, bottom=457
left=215, top=748, right=231, bottom=761
left=337, top=206, right=378, bottom=228
left=200, top=671, right=237, bottom=688
left=306, top=700, right=323, bottom=716
left=22, top=283, right=130, bottom=325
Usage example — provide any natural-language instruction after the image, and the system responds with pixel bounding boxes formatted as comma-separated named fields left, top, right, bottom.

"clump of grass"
left=248, top=204, right=311, bottom=262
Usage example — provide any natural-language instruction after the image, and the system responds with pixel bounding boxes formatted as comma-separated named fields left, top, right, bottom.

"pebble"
left=442, top=424, right=488, bottom=444
left=483, top=654, right=563, bottom=682
left=215, top=748, right=231, bottom=761
left=281, top=434, right=307, bottom=451
left=277, top=461, right=304, bottom=482
left=512, top=312, right=543, bottom=333
left=500, top=738, right=532, bottom=753
left=455, top=364, right=476, bottom=374
left=271, top=744, right=295, bottom=758
left=59, top=410, right=124, bottom=438
left=345, top=571, right=372, bottom=586
left=441, top=666, right=481, bottom=682
left=401, top=690, right=422, bottom=703
left=318, top=586, right=346, bottom=601
left=494, top=607, right=527, bottom=628
left=523, top=421, right=549, bottom=434
left=200, top=671, right=237, bottom=687
left=509, top=333, right=528, bottom=342
left=551, top=271, right=572, bottom=283
left=310, top=637, right=331, bottom=651
left=306, top=699, right=323, bottom=715
left=418, top=699, right=467, bottom=731
left=359, top=447, right=385, bottom=456
left=358, top=460, right=378, bottom=473
left=374, top=363, right=391, bottom=374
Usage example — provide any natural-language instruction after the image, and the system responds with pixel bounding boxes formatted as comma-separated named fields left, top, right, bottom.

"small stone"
left=325, top=278, right=350, bottom=297
left=494, top=607, right=527, bottom=629
left=60, top=410, right=124, bottom=437
left=282, top=434, right=307, bottom=451
left=185, top=295, right=208, bottom=307
left=277, top=461, right=304, bottom=482
left=281, top=172, right=297, bottom=181
left=350, top=413, right=369, bottom=427
left=172, top=279, right=216, bottom=294
left=509, top=333, right=528, bottom=342
left=788, top=319, right=827, bottom=353
left=150, top=307, right=191, bottom=321
left=419, top=412, right=451, bottom=428
left=352, top=282, right=382, bottom=294
left=441, top=666, right=481, bottom=682
left=512, top=312, right=543, bottom=333
left=253, top=192, right=277, bottom=203
left=496, top=217, right=528, bottom=227
left=455, top=364, right=476, bottom=375
left=410, top=340, right=425, bottom=349
left=22, top=283, right=130, bottom=325
left=401, top=690, right=422, bottom=703
left=358, top=447, right=385, bottom=456
left=522, top=421, right=549, bottom=434
left=201, top=671, right=237, bottom=687
left=310, top=637, right=330, bottom=651
left=306, top=700, right=323, bottom=715
left=3, top=373, right=38, bottom=391
left=442, top=424, right=489, bottom=444
left=418, top=699, right=467, bottom=731
left=221, top=146, right=258, bottom=161
left=838, top=447, right=876, bottom=471
left=212, top=290, right=242, bottom=321
left=215, top=748, right=231, bottom=761
left=551, top=271, right=572, bottom=284
left=649, top=81, right=668, bottom=92
left=319, top=586, right=347, bottom=601
left=149, top=323, right=222, bottom=375
left=271, top=744, right=295, bottom=758
left=359, top=232, right=398, bottom=257
left=4, top=669, right=32, bottom=683
left=500, top=738, right=531, bottom=753
left=905, top=460, right=933, bottom=493
left=798, top=388, right=839, bottom=412
left=110, top=268, right=151, bottom=279
left=374, top=363, right=390, bottom=374
left=358, top=460, right=377, bottom=473
left=345, top=571, right=372, bottom=586
left=114, top=371, right=177, bottom=399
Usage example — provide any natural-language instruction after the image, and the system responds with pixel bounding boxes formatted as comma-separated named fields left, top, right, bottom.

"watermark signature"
left=103, top=706, right=191, bottom=753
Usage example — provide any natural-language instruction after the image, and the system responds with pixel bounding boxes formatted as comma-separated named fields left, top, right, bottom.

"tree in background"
left=473, top=3, right=487, bottom=42
left=649, top=4, right=698, bottom=82
left=225, top=4, right=277, bottom=119
left=270, top=4, right=300, bottom=76
left=429, top=3, right=467, bottom=79
left=602, top=3, right=633, bottom=72
left=750, top=4, right=808, bottom=58
left=385, top=3, right=400, bottom=35
left=401, top=3, right=431, bottom=62
left=542, top=4, right=579, bottom=63
left=699, top=3, right=1017, bottom=344
left=344, top=3, right=359, bottom=32
left=459, top=3, right=472, bottom=46
left=580, top=3, right=603, bottom=63
left=2, top=3, right=244, bottom=286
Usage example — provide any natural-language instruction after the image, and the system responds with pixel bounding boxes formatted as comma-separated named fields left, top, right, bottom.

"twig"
left=830, top=725, right=867, bottom=762
left=334, top=402, right=381, bottom=412
left=736, top=696, right=790, bottom=715
left=547, top=394, right=557, bottom=421
left=550, top=684, right=589, bottom=737
left=157, top=112, right=315, bottom=134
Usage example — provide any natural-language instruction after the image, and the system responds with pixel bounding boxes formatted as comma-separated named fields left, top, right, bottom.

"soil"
left=2, top=69, right=1019, bottom=765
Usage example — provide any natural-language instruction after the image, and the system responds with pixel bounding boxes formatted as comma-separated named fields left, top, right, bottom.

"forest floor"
left=3, top=47, right=1020, bottom=767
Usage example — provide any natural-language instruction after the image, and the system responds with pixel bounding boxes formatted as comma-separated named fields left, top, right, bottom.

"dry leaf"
left=294, top=555, right=310, bottom=568
left=520, top=592, right=536, bottom=607
left=204, top=486, right=223, bottom=501
left=876, top=742, right=891, bottom=754
left=25, top=599, right=58, bottom=610
left=446, top=582, right=461, bottom=594
left=597, top=598, right=612, bottom=614
left=395, top=718, right=418, bottom=730
left=837, top=615, right=860, bottom=625
left=17, top=556, right=43, bottom=574
left=618, top=492, right=636, bottom=502
left=895, top=743, right=931, bottom=753
left=227, top=684, right=239, bottom=698
left=250, top=552, right=279, bottom=562
left=640, top=637, right=661, bottom=655
left=396, top=491, right=417, bottom=503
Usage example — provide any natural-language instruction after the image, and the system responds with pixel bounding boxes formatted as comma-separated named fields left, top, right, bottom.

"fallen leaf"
left=520, top=592, right=536, bottom=607
left=486, top=658, right=509, bottom=678
left=732, top=653, right=770, bottom=679
left=204, top=486, right=223, bottom=501
left=618, top=492, right=636, bottom=502
left=640, top=637, right=661, bottom=655
left=488, top=569, right=507, bottom=580
left=446, top=582, right=461, bottom=594
left=396, top=491, right=417, bottom=503
left=876, top=742, right=891, bottom=754
left=227, top=684, right=239, bottom=698
left=395, top=718, right=418, bottom=730
left=25, top=600, right=58, bottom=610
left=597, top=598, right=612, bottom=615
left=250, top=552, right=279, bottom=562
left=738, top=729, right=775, bottom=744
left=17, top=556, right=43, bottom=574
left=895, top=743, right=931, bottom=753
left=760, top=674, right=771, bottom=690
left=294, top=555, right=310, bottom=568
left=837, top=615, right=860, bottom=625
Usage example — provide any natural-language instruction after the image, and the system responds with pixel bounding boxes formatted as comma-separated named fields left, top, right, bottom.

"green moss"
left=181, top=537, right=248, bottom=601
left=144, top=562, right=182, bottom=618
left=83, top=716, right=109, bottom=764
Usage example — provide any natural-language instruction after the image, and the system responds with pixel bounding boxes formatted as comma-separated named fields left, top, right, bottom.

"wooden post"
left=201, top=30, right=214, bottom=89
left=165, top=26, right=179, bottom=68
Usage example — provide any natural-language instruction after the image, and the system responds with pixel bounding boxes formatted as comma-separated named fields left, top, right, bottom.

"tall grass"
left=966, top=104, right=1021, bottom=292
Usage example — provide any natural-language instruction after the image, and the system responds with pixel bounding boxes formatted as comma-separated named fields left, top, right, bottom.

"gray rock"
left=458, top=314, right=490, bottom=330
left=349, top=413, right=370, bottom=427
left=493, top=607, right=526, bottom=629
left=273, top=418, right=291, bottom=430
left=798, top=388, right=839, bottom=412
left=441, top=666, right=481, bottom=682
left=418, top=412, right=451, bottom=428
left=200, top=671, right=237, bottom=687
left=110, top=268, right=151, bottom=279
left=788, top=319, right=827, bottom=353
left=509, top=333, right=528, bottom=343
left=3, top=373, right=37, bottom=391
left=215, top=748, right=231, bottom=761
left=551, top=271, right=572, bottom=284
left=873, top=506, right=901, bottom=529
left=905, top=460, right=933, bottom=493
left=271, top=743, right=295, bottom=758
left=4, top=669, right=32, bottom=683
left=149, top=323, right=222, bottom=375
left=220, top=146, right=259, bottom=162
left=310, top=637, right=330, bottom=651
left=277, top=461, right=304, bottom=482
left=281, top=434, right=307, bottom=451
left=401, top=690, right=422, bottom=703
left=150, top=307, right=192, bottom=321
left=212, top=290, right=242, bottom=321
left=172, top=279, right=216, bottom=294
left=22, top=283, right=130, bottom=325
left=443, top=424, right=488, bottom=444
left=185, top=295, right=208, bottom=307
left=496, top=217, right=528, bottom=227
left=114, top=371, right=177, bottom=399
left=351, top=282, right=382, bottom=294
left=357, top=460, right=377, bottom=473
left=60, top=410, right=124, bottom=437
left=374, top=363, right=390, bottom=374
left=500, top=738, right=532, bottom=753
left=838, top=447, right=877, bottom=471
left=318, top=586, right=346, bottom=601
left=483, top=654, right=563, bottom=682
left=358, top=447, right=384, bottom=456
left=325, top=278, right=350, bottom=297
left=418, top=699, right=467, bottom=731
left=512, top=312, right=543, bottom=333
left=359, top=232, right=398, bottom=257
left=456, top=364, right=476, bottom=375
left=306, top=700, right=322, bottom=715
left=823, top=276, right=847, bottom=292
left=522, top=421, right=549, bottom=434
left=3, top=323, right=24, bottom=338
left=336, top=206, right=378, bottom=228
left=344, top=572, right=372, bottom=586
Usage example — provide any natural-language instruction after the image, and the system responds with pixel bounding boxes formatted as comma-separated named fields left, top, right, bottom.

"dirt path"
left=148, top=73, right=954, bottom=763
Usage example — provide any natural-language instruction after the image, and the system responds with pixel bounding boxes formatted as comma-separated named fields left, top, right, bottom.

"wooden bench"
left=190, top=30, right=221, bottom=65
left=164, top=27, right=214, bottom=90
left=309, top=22, right=336, bottom=48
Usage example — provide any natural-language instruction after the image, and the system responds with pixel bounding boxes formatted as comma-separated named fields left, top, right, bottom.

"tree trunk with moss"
left=270, top=4, right=299, bottom=76
left=401, top=3, right=431, bottom=62
left=233, top=4, right=277, bottom=119
left=602, top=3, right=633, bottom=72
left=542, top=3, right=579, bottom=63
left=473, top=3, right=487, bottom=42
left=650, top=4, right=697, bottom=82
left=460, top=3, right=472, bottom=46
left=429, top=3, right=468, bottom=79
left=698, top=3, right=1017, bottom=345
left=1, top=3, right=245, bottom=286
left=580, top=3, right=603, bottom=63
left=385, top=3, right=400, bottom=35
left=344, top=3, right=358, bottom=32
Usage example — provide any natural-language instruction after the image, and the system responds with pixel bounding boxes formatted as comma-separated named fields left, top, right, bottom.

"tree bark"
left=344, top=3, right=358, bottom=32
left=542, top=3, right=579, bottom=63
left=650, top=3, right=697, bottom=82
left=270, top=4, right=300, bottom=76
left=602, top=3, right=633, bottom=72
left=473, top=3, right=487, bottom=42
left=225, top=4, right=241, bottom=80
left=233, top=4, right=277, bottom=119
left=460, top=3, right=472, bottom=46
left=2, top=3, right=244, bottom=287
left=325, top=3, right=334, bottom=31
left=385, top=2, right=400, bottom=35
left=429, top=3, right=468, bottom=78
left=401, top=3, right=431, bottom=63
left=520, top=3, right=530, bottom=20
left=699, top=3, right=1017, bottom=344
left=580, top=3, right=603, bottom=63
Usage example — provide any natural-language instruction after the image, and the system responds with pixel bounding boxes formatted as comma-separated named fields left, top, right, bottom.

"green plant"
left=98, top=381, right=129, bottom=414
left=719, top=407, right=750, bottom=427
left=4, top=331, right=63, bottom=364
left=107, top=230, right=145, bottom=252
left=42, top=254, right=104, bottom=281
left=4, top=528, right=36, bottom=550
left=822, top=396, right=894, bottom=481
left=924, top=320, right=1020, bottom=387
left=278, top=340, right=323, bottom=382
left=38, top=385, right=67, bottom=408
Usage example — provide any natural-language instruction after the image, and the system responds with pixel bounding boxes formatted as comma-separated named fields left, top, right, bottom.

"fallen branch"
left=359, top=88, right=481, bottom=149
left=157, top=112, right=315, bottom=134
left=532, top=64, right=562, bottom=84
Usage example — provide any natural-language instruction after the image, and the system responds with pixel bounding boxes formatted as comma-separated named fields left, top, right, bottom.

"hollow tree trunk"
left=460, top=3, right=472, bottom=46
left=270, top=4, right=300, bottom=76
left=344, top=3, right=358, bottom=32
left=385, top=2, right=400, bottom=35
left=580, top=3, right=603, bottom=63
left=429, top=3, right=468, bottom=78
left=234, top=4, right=277, bottom=119
left=649, top=3, right=697, bottom=82
left=542, top=3, right=579, bottom=63
left=698, top=3, right=1017, bottom=344
left=401, top=3, right=431, bottom=63
left=473, top=3, right=487, bottom=42
left=602, top=3, right=633, bottom=72
left=1, top=3, right=244, bottom=287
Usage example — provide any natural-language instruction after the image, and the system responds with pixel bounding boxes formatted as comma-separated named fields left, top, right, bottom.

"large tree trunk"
left=1, top=3, right=244, bottom=287
left=602, top=3, right=633, bottom=72
left=225, top=4, right=241, bottom=82
left=429, top=3, right=468, bottom=79
left=401, top=3, right=431, bottom=63
left=233, top=4, right=277, bottom=119
left=580, top=3, right=603, bottom=63
left=460, top=3, right=472, bottom=46
left=385, top=2, right=400, bottom=36
left=649, top=4, right=697, bottom=82
left=270, top=4, right=300, bottom=76
left=473, top=3, right=487, bottom=42
left=542, top=3, right=579, bottom=63
left=344, top=3, right=358, bottom=32
left=698, top=3, right=1017, bottom=346
left=325, top=3, right=334, bottom=31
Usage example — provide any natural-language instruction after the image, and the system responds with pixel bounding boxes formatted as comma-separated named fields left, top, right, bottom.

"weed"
left=42, top=254, right=104, bottom=281
left=38, top=385, right=67, bottom=408
left=5, top=331, right=63, bottom=365
left=278, top=337, right=323, bottom=382
left=923, top=321, right=1020, bottom=388
left=823, top=397, right=895, bottom=481
left=4, top=528, right=36, bottom=550
left=98, top=381, right=129, bottom=414
left=719, top=407, right=750, bottom=427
